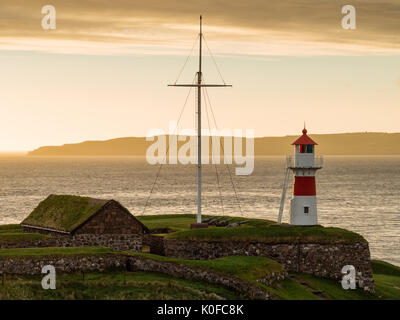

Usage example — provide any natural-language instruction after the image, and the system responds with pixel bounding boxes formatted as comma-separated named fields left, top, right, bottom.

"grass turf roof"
left=21, top=194, right=109, bottom=233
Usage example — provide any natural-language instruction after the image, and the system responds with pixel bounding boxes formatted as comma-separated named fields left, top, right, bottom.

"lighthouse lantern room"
left=278, top=126, right=323, bottom=226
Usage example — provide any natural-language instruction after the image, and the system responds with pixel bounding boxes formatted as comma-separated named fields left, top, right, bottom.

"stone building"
left=21, top=194, right=149, bottom=236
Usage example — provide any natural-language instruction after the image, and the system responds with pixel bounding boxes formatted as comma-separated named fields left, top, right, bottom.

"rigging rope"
left=141, top=74, right=197, bottom=215
left=202, top=35, right=226, bottom=85
left=203, top=78, right=244, bottom=216
left=174, top=35, right=199, bottom=85
left=203, top=87, right=225, bottom=216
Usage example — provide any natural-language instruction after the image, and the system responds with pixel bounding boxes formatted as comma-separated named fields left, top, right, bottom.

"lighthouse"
left=288, top=127, right=323, bottom=225
left=278, top=126, right=323, bottom=225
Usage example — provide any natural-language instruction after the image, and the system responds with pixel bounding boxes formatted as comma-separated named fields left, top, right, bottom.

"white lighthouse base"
left=290, top=196, right=318, bottom=226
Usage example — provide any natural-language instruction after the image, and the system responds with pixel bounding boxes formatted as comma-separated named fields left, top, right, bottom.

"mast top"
left=199, top=16, right=203, bottom=39
left=168, top=15, right=231, bottom=88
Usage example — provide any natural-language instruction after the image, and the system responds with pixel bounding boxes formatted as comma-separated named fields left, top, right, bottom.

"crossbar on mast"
left=168, top=84, right=232, bottom=87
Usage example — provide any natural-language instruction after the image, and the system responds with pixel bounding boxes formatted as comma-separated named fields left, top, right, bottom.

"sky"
left=0, top=0, right=399, bottom=151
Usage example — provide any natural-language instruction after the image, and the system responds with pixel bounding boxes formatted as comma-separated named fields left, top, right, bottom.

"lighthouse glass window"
left=304, top=207, right=309, bottom=214
left=299, top=145, right=314, bottom=153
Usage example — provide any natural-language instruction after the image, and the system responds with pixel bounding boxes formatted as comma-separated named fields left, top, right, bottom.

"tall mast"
left=197, top=16, right=203, bottom=223
left=168, top=16, right=232, bottom=224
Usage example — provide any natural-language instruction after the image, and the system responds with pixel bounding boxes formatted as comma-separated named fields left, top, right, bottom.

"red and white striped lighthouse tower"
left=288, top=126, right=323, bottom=225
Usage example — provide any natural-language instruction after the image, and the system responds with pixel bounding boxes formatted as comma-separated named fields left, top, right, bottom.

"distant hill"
left=27, top=133, right=400, bottom=156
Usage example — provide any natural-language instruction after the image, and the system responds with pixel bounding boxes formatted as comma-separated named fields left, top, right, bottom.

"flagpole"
left=197, top=15, right=203, bottom=223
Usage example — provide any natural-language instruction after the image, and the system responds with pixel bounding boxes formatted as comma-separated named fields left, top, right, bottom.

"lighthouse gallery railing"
left=286, top=155, right=323, bottom=169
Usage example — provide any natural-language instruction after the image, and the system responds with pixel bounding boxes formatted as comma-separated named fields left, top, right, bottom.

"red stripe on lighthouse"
left=294, top=177, right=316, bottom=196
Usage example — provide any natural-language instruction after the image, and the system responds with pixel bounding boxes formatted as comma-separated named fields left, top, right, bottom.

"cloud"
left=0, top=0, right=399, bottom=55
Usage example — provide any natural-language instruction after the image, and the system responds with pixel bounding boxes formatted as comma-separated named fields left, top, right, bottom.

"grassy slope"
left=167, top=225, right=365, bottom=244
left=371, top=260, right=400, bottom=277
left=137, top=214, right=365, bottom=244
left=371, top=260, right=400, bottom=300
left=0, top=246, right=398, bottom=299
left=288, top=274, right=373, bottom=300
left=0, top=224, right=52, bottom=243
left=269, top=261, right=400, bottom=300
left=0, top=271, right=241, bottom=300
left=138, top=214, right=275, bottom=232
left=0, top=224, right=23, bottom=233
left=129, top=253, right=283, bottom=290
left=0, top=233, right=51, bottom=243
left=135, top=215, right=398, bottom=300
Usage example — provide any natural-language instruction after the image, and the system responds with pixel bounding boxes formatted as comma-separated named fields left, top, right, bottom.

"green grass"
left=0, top=224, right=23, bottom=233
left=0, top=246, right=117, bottom=259
left=136, top=214, right=364, bottom=243
left=265, top=261, right=400, bottom=300
left=166, top=224, right=365, bottom=244
left=291, top=273, right=374, bottom=300
left=0, top=250, right=277, bottom=299
left=371, top=260, right=400, bottom=277
left=137, top=214, right=275, bottom=232
left=371, top=260, right=400, bottom=300
left=126, top=254, right=400, bottom=300
left=0, top=232, right=51, bottom=243
left=0, top=270, right=241, bottom=300
left=137, top=214, right=198, bottom=232
left=263, top=276, right=320, bottom=300
left=0, top=245, right=398, bottom=300
left=128, top=252, right=283, bottom=296
left=374, top=274, right=400, bottom=300
left=0, top=224, right=51, bottom=243
left=21, top=194, right=109, bottom=232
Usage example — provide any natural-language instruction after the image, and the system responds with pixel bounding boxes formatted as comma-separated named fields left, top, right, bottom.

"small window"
left=304, top=206, right=309, bottom=214
left=299, top=145, right=314, bottom=154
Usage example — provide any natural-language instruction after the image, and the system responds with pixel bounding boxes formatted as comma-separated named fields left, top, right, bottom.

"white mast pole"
left=197, top=15, right=203, bottom=224
left=168, top=16, right=231, bottom=226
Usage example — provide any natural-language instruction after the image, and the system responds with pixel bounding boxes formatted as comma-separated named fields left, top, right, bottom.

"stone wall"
left=0, top=234, right=142, bottom=252
left=0, top=255, right=126, bottom=275
left=127, top=256, right=287, bottom=300
left=148, top=235, right=166, bottom=255
left=163, top=240, right=374, bottom=292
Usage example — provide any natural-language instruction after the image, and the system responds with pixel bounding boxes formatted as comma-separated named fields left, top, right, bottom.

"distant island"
left=27, top=132, right=400, bottom=156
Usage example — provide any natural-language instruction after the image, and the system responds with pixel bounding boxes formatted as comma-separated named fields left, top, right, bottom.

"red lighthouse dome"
left=292, top=128, right=317, bottom=146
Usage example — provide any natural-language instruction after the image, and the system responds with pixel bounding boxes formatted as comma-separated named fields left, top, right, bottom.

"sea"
left=0, top=155, right=399, bottom=266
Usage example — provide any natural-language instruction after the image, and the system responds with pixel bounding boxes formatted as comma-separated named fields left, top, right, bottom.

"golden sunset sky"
left=0, top=0, right=399, bottom=150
